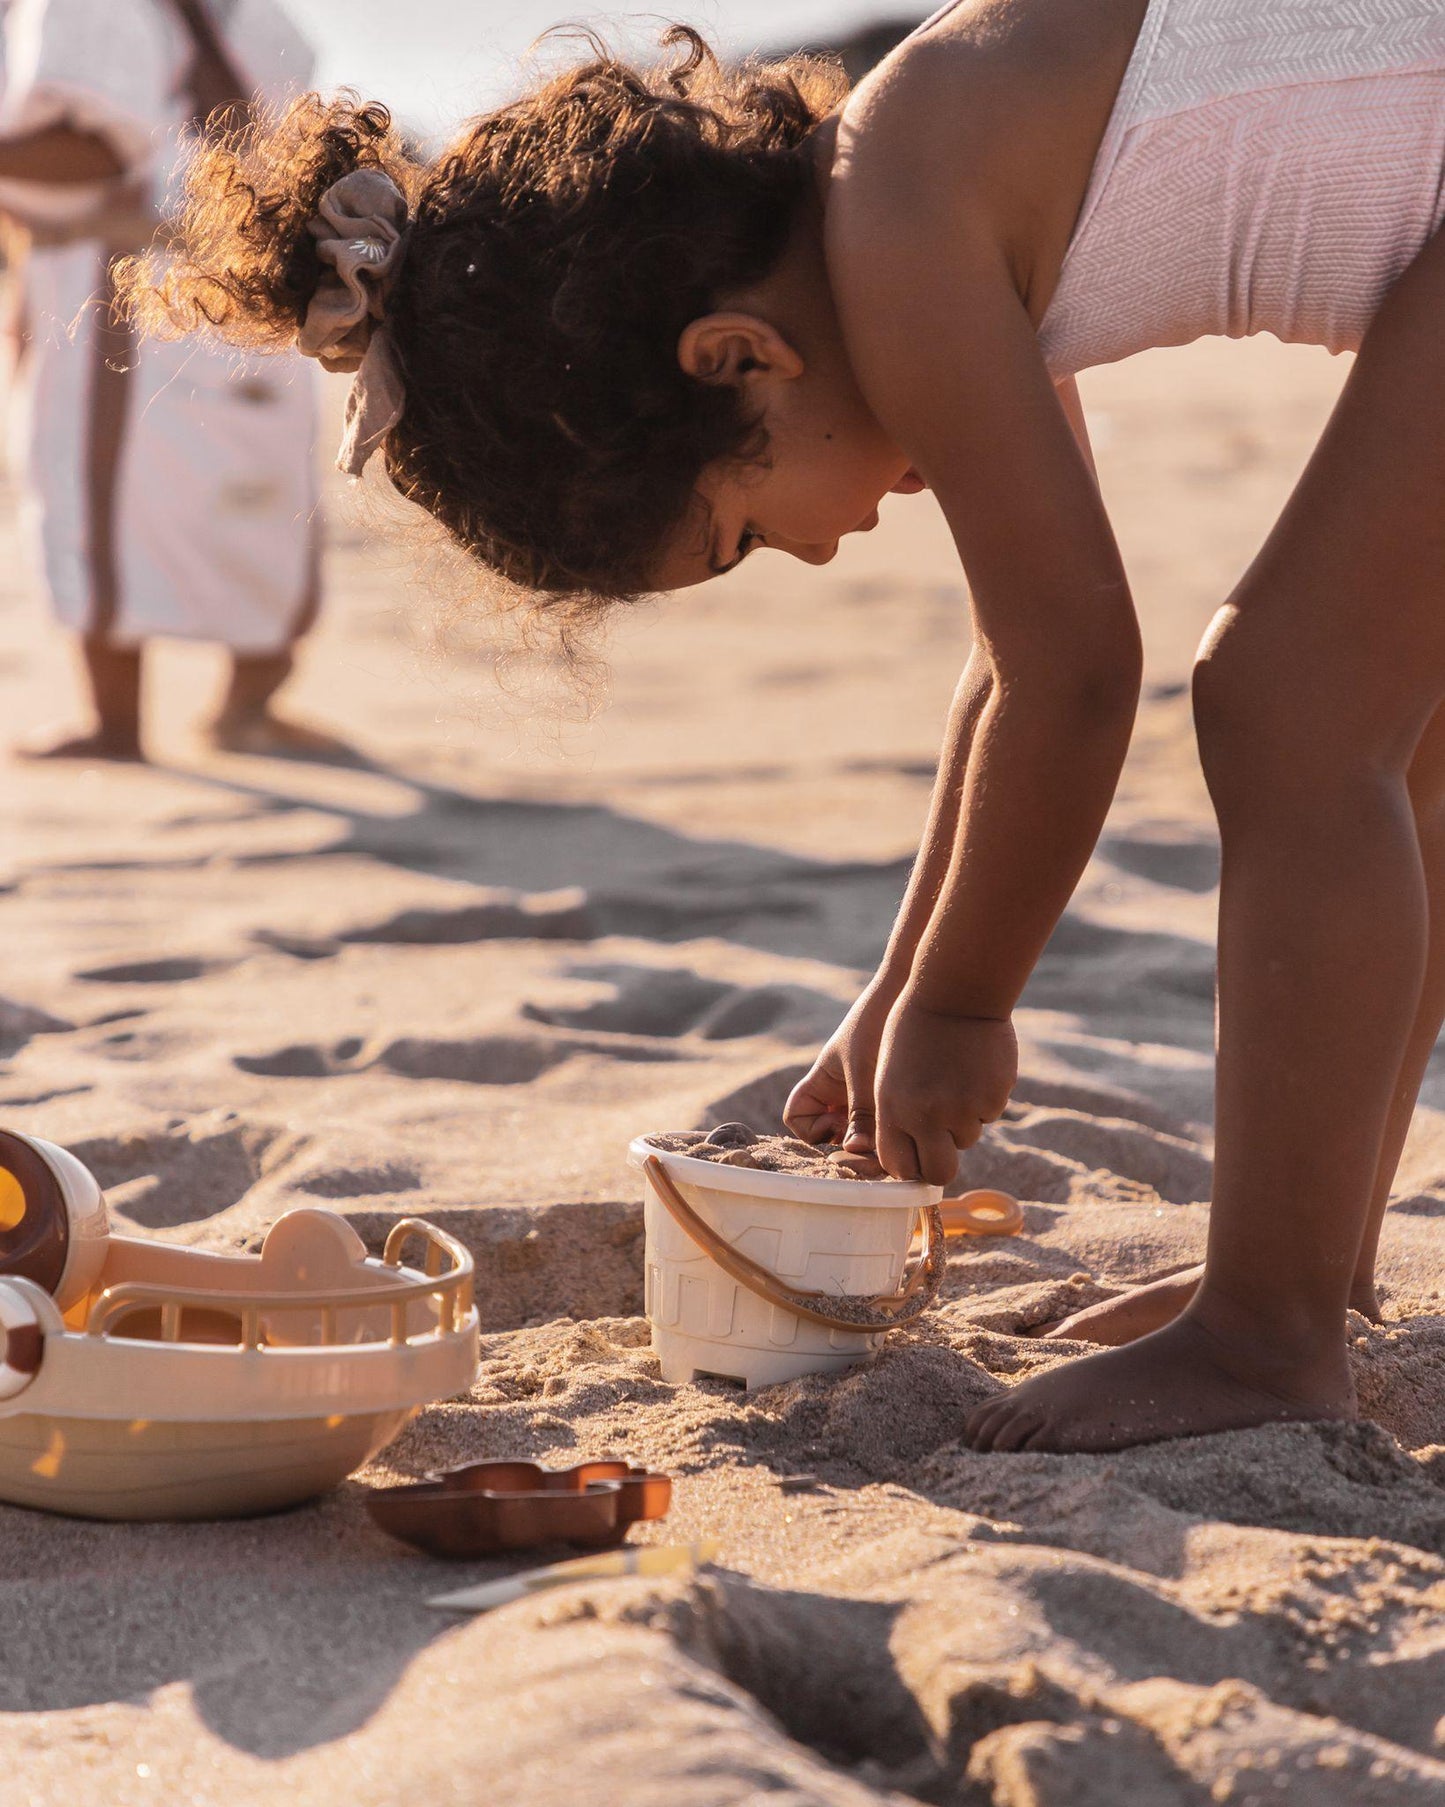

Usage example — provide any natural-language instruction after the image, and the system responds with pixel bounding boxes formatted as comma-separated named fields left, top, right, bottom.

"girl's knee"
left=1191, top=622, right=1278, bottom=806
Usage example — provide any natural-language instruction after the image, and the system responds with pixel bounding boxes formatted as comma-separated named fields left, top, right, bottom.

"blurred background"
left=290, top=3, right=925, bottom=138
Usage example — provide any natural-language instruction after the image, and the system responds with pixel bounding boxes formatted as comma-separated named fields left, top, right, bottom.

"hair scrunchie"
left=298, top=167, right=410, bottom=476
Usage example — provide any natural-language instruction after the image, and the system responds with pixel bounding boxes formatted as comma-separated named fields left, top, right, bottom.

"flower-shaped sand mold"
left=367, top=1458, right=672, bottom=1558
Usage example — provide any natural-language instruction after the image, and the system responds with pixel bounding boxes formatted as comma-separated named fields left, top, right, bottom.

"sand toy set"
left=0, top=1129, right=479, bottom=1520
left=634, top=1127, right=1023, bottom=1389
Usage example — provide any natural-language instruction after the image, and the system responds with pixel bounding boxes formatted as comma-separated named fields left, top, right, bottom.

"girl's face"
left=654, top=310, right=927, bottom=590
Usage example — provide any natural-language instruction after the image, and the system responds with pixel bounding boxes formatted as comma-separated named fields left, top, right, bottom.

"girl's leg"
left=965, top=221, right=1445, bottom=1453
left=1044, top=700, right=1445, bottom=1345
left=19, top=635, right=144, bottom=761
left=1346, top=700, right=1445, bottom=1313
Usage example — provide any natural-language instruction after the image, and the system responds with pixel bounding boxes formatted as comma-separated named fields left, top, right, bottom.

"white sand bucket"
left=631, top=1139, right=944, bottom=1389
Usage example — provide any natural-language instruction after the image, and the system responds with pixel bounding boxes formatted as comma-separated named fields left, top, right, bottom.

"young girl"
left=128, top=0, right=1445, bottom=1452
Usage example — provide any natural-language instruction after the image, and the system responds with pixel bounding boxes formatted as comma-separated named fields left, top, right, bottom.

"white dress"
left=0, top=0, right=320, bottom=653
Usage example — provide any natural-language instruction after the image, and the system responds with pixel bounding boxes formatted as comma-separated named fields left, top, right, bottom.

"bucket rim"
left=629, top=1137, right=942, bottom=1209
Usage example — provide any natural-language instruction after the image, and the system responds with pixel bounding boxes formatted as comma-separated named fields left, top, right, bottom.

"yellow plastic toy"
left=0, top=1130, right=479, bottom=1521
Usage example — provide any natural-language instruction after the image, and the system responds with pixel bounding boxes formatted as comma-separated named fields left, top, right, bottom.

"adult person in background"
left=0, top=0, right=332, bottom=762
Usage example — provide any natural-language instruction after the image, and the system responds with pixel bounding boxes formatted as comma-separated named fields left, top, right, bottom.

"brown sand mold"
left=366, top=1457, right=671, bottom=1557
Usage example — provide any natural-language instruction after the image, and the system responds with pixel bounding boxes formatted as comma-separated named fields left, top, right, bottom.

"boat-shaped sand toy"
left=0, top=1130, right=479, bottom=1521
left=368, top=1457, right=672, bottom=1558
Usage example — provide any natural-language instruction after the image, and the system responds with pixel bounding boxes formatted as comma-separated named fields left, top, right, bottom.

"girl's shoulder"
left=832, top=0, right=1149, bottom=302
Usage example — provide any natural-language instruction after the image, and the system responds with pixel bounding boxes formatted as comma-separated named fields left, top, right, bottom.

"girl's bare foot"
left=1040, top=1264, right=1386, bottom=1344
left=1040, top=1264, right=1204, bottom=1343
left=15, top=726, right=145, bottom=763
left=963, top=1310, right=1355, bottom=1454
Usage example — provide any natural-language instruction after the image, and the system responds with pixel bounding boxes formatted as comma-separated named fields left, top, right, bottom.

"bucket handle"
left=643, top=1155, right=946, bottom=1335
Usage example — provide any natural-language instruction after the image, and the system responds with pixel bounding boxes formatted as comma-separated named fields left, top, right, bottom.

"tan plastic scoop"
left=940, top=1190, right=1025, bottom=1237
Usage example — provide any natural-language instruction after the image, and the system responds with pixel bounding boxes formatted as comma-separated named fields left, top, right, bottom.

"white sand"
left=2, top=336, right=1444, bottom=1805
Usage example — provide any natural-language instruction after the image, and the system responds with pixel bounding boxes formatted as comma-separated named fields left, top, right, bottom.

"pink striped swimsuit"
left=1037, top=0, right=1445, bottom=378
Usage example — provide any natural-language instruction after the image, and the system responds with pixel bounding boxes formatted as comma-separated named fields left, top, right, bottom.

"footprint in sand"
left=523, top=965, right=734, bottom=1036
left=1000, top=1110, right=1213, bottom=1205
left=67, top=1116, right=294, bottom=1230
left=290, top=1161, right=422, bottom=1198
left=75, top=956, right=225, bottom=984
left=524, top=964, right=843, bottom=1044
left=234, top=1030, right=684, bottom=1087
left=0, top=995, right=73, bottom=1055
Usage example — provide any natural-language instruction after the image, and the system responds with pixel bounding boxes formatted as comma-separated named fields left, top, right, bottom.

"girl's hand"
left=874, top=997, right=1017, bottom=1184
left=784, top=980, right=899, bottom=1155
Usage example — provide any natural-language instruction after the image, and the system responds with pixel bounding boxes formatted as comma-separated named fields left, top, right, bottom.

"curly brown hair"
left=121, top=28, right=847, bottom=621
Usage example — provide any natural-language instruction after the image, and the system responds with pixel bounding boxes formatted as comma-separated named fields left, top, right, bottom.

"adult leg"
left=19, top=252, right=143, bottom=761
left=966, top=222, right=1445, bottom=1454
left=209, top=647, right=356, bottom=761
left=214, top=648, right=293, bottom=733
left=18, top=636, right=144, bottom=761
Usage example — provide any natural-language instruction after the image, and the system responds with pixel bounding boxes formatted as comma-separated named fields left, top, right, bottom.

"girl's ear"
left=677, top=312, right=805, bottom=386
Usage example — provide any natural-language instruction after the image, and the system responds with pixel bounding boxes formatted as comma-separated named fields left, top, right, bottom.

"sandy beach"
left=2, top=333, right=1444, bottom=1805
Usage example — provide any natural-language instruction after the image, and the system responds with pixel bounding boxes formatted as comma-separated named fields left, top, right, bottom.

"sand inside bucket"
left=643, top=1123, right=889, bottom=1180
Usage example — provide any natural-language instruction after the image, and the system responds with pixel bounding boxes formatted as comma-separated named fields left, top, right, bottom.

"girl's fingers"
left=784, top=1069, right=844, bottom=1140
left=876, top=1120, right=922, bottom=1181
left=877, top=1119, right=967, bottom=1186
left=843, top=1105, right=877, bottom=1152
left=786, top=1106, right=845, bottom=1144
left=912, top=1127, right=962, bottom=1188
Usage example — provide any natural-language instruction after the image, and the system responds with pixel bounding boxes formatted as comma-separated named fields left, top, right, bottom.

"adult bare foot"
left=14, top=726, right=144, bottom=762
left=963, top=1311, right=1355, bottom=1454
left=1040, top=1264, right=1203, bottom=1343
left=208, top=709, right=361, bottom=765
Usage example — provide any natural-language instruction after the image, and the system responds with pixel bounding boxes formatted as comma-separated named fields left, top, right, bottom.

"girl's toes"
left=991, top=1408, right=1045, bottom=1453
left=1020, top=1417, right=1057, bottom=1451
left=963, top=1397, right=1013, bottom=1450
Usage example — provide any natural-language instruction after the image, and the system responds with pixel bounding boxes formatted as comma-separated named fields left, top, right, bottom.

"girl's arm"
left=1055, top=374, right=1098, bottom=482
left=786, top=374, right=1101, bottom=1150
left=872, top=366, right=1100, bottom=1003
left=825, top=98, right=1142, bottom=1183
left=785, top=648, right=991, bottom=1149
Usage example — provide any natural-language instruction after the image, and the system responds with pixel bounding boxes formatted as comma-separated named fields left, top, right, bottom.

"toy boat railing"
left=83, top=1219, right=475, bottom=1349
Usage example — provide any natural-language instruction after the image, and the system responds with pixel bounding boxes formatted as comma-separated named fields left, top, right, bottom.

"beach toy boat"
left=0, top=1129, right=479, bottom=1521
